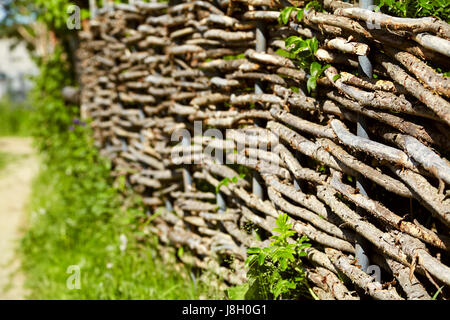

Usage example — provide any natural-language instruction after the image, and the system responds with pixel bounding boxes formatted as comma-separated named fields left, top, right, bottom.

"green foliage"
left=33, top=0, right=86, bottom=31
left=227, top=282, right=250, bottom=300
left=0, top=97, right=34, bottom=136
left=229, top=214, right=315, bottom=300
left=278, top=1, right=323, bottom=25
left=28, top=47, right=79, bottom=155
left=0, top=0, right=88, bottom=82
left=297, top=1, right=323, bottom=21
left=216, top=174, right=246, bottom=193
left=19, top=48, right=209, bottom=299
left=278, top=6, right=298, bottom=25
left=308, top=62, right=330, bottom=93
left=277, top=3, right=330, bottom=94
left=278, top=35, right=329, bottom=93
left=436, top=68, right=450, bottom=77
left=284, top=36, right=319, bottom=68
left=1, top=0, right=89, bottom=35
left=379, top=0, right=450, bottom=22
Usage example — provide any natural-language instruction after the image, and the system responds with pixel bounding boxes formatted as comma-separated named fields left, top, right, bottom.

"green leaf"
left=310, top=62, right=322, bottom=77
left=279, top=7, right=295, bottom=25
left=332, top=74, right=341, bottom=82
left=245, top=254, right=258, bottom=267
left=275, top=213, right=290, bottom=229
left=321, top=64, right=331, bottom=73
left=291, top=41, right=309, bottom=54
left=310, top=37, right=319, bottom=54
left=247, top=247, right=261, bottom=255
left=432, top=286, right=444, bottom=300
left=258, top=252, right=267, bottom=265
left=275, top=48, right=296, bottom=59
left=284, top=36, right=302, bottom=48
left=272, top=279, right=296, bottom=298
left=297, top=241, right=311, bottom=249
left=279, top=258, right=288, bottom=271
left=307, top=76, right=317, bottom=93
left=227, top=283, right=249, bottom=300
left=290, top=86, right=300, bottom=93
left=177, top=246, right=184, bottom=258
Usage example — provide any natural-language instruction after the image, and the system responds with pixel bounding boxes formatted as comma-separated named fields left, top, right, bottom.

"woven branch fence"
left=77, top=0, right=450, bottom=300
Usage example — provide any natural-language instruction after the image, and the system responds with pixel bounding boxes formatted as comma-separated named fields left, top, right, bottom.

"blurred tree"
left=0, top=0, right=91, bottom=82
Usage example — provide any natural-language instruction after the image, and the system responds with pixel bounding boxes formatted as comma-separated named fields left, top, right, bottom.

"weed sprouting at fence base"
left=228, top=214, right=315, bottom=300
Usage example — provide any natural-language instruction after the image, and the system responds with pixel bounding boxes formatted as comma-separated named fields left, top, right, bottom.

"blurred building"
left=0, top=39, right=38, bottom=101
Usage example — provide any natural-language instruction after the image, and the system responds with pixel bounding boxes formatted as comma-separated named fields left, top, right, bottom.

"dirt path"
left=0, top=137, right=38, bottom=300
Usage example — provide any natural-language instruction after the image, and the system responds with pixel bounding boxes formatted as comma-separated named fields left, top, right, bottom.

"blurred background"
left=0, top=0, right=214, bottom=300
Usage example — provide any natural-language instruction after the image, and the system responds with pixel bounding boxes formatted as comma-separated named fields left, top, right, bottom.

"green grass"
left=0, top=151, right=24, bottom=172
left=19, top=128, right=212, bottom=299
left=21, top=155, right=211, bottom=299
left=0, top=152, right=10, bottom=171
left=0, top=97, right=34, bottom=136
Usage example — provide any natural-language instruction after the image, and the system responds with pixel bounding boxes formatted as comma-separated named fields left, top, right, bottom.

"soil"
left=0, top=137, right=38, bottom=300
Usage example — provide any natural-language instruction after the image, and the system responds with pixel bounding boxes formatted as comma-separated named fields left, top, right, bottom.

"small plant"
left=276, top=2, right=330, bottom=94
left=283, top=36, right=319, bottom=69
left=229, top=214, right=315, bottom=300
left=436, top=68, right=450, bottom=77
left=216, top=174, right=246, bottom=193
left=277, top=35, right=330, bottom=93
left=278, top=1, right=323, bottom=25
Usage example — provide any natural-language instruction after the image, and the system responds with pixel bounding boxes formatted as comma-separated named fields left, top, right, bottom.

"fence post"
left=89, top=0, right=97, bottom=19
left=253, top=21, right=266, bottom=200
left=216, top=192, right=227, bottom=213
left=181, top=130, right=193, bottom=192
left=107, top=0, right=114, bottom=12
left=354, top=0, right=373, bottom=274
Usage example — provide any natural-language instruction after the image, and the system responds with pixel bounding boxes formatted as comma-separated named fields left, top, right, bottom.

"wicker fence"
left=77, top=0, right=450, bottom=300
